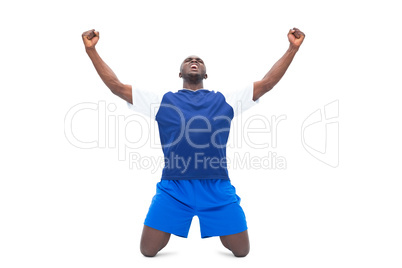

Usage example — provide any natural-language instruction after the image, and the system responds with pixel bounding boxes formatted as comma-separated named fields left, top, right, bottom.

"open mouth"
left=190, top=64, right=198, bottom=70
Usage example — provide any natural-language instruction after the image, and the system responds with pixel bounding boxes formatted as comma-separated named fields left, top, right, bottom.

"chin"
left=187, top=73, right=202, bottom=78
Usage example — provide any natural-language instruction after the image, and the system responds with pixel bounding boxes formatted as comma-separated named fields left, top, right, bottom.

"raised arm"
left=82, top=29, right=132, bottom=104
left=253, top=27, right=305, bottom=101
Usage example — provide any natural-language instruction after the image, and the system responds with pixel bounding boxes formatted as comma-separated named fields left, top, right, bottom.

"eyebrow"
left=185, top=57, right=203, bottom=61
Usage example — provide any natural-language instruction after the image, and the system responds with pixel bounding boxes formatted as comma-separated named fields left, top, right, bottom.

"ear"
left=204, top=74, right=208, bottom=79
left=179, top=72, right=182, bottom=78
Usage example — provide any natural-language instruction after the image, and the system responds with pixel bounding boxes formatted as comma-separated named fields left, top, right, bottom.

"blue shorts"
left=144, top=179, right=248, bottom=238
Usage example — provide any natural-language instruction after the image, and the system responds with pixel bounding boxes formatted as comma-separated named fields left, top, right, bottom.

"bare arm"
left=253, top=28, right=305, bottom=101
left=82, top=29, right=132, bottom=104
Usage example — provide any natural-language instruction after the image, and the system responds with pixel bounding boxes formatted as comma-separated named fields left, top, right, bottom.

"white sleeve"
left=126, top=86, right=163, bottom=118
left=223, top=83, right=259, bottom=117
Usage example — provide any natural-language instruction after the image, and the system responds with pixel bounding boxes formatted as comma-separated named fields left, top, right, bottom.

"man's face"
left=179, top=55, right=207, bottom=80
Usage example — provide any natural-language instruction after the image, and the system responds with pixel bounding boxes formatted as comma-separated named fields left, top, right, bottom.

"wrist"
left=287, top=44, right=299, bottom=54
left=85, top=47, right=97, bottom=54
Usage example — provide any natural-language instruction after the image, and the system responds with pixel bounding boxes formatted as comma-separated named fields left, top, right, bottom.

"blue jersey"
left=127, top=85, right=258, bottom=180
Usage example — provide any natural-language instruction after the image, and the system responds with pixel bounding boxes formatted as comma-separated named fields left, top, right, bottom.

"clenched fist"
left=82, top=29, right=99, bottom=49
left=288, top=27, right=305, bottom=49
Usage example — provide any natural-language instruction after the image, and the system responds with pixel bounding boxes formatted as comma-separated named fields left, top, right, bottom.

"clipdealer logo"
left=301, top=100, right=339, bottom=167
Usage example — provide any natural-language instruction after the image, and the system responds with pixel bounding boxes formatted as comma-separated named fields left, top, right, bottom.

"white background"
left=1, top=0, right=401, bottom=267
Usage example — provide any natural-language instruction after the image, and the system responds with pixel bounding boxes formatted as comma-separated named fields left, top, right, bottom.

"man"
left=82, top=27, right=305, bottom=257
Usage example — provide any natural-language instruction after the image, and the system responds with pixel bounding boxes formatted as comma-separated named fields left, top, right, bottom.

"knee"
left=140, top=246, right=158, bottom=257
left=232, top=247, right=250, bottom=258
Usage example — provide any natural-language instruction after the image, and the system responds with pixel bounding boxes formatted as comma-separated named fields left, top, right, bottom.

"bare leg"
left=220, top=230, right=250, bottom=257
left=140, top=225, right=171, bottom=257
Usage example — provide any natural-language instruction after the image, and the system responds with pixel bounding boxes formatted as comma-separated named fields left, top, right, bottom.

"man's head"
left=179, top=55, right=208, bottom=83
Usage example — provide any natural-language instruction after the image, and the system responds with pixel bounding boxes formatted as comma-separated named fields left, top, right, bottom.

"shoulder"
left=161, top=90, right=181, bottom=100
left=218, top=83, right=258, bottom=116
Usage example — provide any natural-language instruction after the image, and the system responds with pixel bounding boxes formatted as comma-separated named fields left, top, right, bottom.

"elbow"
left=260, top=81, right=275, bottom=96
left=254, top=80, right=274, bottom=101
left=110, top=86, right=120, bottom=96
left=108, top=81, right=123, bottom=95
left=107, top=80, right=124, bottom=96
left=110, top=83, right=132, bottom=103
left=262, top=80, right=275, bottom=92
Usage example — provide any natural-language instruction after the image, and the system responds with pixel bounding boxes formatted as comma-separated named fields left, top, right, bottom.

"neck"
left=182, top=81, right=204, bottom=91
